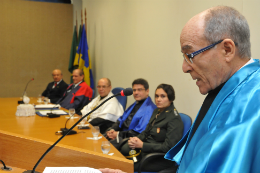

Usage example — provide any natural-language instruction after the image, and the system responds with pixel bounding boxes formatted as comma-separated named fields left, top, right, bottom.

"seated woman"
left=120, top=84, right=184, bottom=172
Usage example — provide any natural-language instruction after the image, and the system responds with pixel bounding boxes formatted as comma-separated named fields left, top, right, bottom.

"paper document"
left=35, top=104, right=60, bottom=109
left=39, top=110, right=68, bottom=115
left=43, top=167, right=102, bottom=173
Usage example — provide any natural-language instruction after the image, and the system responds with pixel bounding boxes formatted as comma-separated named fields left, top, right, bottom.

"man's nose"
left=182, top=59, right=192, bottom=73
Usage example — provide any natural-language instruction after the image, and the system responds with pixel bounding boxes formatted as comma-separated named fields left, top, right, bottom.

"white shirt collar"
left=74, top=81, right=83, bottom=88
left=56, top=79, right=63, bottom=85
left=239, top=57, right=254, bottom=70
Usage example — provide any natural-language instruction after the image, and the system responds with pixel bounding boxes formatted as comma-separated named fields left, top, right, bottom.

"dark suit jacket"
left=120, top=103, right=184, bottom=171
left=137, top=103, right=184, bottom=153
left=42, top=80, right=68, bottom=104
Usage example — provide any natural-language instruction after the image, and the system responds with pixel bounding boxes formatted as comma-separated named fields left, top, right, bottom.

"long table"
left=0, top=97, right=133, bottom=172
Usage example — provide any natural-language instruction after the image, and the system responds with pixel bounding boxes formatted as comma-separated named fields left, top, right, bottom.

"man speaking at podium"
left=41, top=69, right=68, bottom=104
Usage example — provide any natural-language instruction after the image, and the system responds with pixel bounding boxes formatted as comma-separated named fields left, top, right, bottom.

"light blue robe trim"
left=165, top=59, right=260, bottom=173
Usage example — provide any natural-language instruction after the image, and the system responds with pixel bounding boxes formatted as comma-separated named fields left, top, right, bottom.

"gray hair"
left=204, top=6, right=251, bottom=59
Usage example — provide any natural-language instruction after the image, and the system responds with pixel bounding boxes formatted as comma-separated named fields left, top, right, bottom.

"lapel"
left=154, top=104, right=174, bottom=124
left=155, top=110, right=167, bottom=123
left=53, top=80, right=63, bottom=89
left=51, top=81, right=56, bottom=90
left=71, top=83, right=80, bottom=92
left=64, top=84, right=74, bottom=95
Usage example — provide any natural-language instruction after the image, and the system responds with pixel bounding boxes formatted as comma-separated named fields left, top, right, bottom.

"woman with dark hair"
left=120, top=84, right=184, bottom=172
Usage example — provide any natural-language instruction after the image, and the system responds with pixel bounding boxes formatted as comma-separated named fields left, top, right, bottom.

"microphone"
left=46, top=104, right=60, bottom=118
left=25, top=88, right=133, bottom=173
left=18, top=78, right=34, bottom=104
left=120, top=88, right=133, bottom=96
left=46, top=95, right=67, bottom=118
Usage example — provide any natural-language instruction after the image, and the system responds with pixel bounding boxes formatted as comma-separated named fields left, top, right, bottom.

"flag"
left=73, top=25, right=82, bottom=66
left=76, top=24, right=94, bottom=89
left=68, top=26, right=77, bottom=77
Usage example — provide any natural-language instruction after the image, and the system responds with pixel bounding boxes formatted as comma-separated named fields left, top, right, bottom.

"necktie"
left=54, top=83, right=57, bottom=87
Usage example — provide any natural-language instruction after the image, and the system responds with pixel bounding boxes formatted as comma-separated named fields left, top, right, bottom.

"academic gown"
left=165, top=59, right=260, bottom=173
left=59, top=82, right=93, bottom=114
left=117, top=96, right=157, bottom=133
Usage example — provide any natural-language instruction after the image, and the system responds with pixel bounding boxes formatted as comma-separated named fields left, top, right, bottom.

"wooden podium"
left=0, top=98, right=133, bottom=173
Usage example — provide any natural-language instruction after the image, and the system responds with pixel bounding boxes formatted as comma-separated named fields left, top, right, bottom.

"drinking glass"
left=79, top=118, right=87, bottom=126
left=37, top=94, right=42, bottom=103
left=43, top=97, right=49, bottom=105
left=69, top=108, right=75, bottom=119
left=101, top=141, right=111, bottom=154
left=91, top=126, right=100, bottom=140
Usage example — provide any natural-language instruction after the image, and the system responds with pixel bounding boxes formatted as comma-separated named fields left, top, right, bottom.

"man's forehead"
left=98, top=79, right=108, bottom=86
left=180, top=12, right=206, bottom=52
left=73, top=70, right=80, bottom=75
left=52, top=70, right=61, bottom=75
left=132, top=84, right=145, bottom=89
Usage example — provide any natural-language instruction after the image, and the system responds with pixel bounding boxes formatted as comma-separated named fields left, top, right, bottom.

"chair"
left=92, top=89, right=95, bottom=99
left=135, top=113, right=192, bottom=173
left=112, top=87, right=127, bottom=110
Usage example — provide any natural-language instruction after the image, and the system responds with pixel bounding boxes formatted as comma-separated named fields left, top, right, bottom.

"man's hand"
left=128, top=137, right=143, bottom=149
left=106, top=129, right=118, bottom=140
left=98, top=168, right=126, bottom=173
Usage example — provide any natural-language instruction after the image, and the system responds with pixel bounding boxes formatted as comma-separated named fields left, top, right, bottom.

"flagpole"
left=76, top=12, right=78, bottom=42
left=85, top=8, right=87, bottom=36
left=81, top=10, right=83, bottom=29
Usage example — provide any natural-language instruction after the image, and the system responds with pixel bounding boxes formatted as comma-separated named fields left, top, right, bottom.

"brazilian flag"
left=75, top=24, right=94, bottom=89
left=73, top=25, right=82, bottom=67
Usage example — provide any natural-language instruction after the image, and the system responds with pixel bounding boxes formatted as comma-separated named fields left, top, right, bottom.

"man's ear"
left=222, top=39, right=236, bottom=62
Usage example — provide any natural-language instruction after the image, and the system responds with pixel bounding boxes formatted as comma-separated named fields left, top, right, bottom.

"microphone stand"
left=59, top=114, right=77, bottom=135
left=18, top=78, right=34, bottom=104
left=22, top=78, right=34, bottom=98
left=26, top=93, right=121, bottom=173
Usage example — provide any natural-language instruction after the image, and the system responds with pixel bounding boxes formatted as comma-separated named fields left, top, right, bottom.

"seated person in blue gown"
left=164, top=6, right=260, bottom=173
left=120, top=84, right=183, bottom=172
left=41, top=69, right=68, bottom=104
left=105, top=78, right=157, bottom=148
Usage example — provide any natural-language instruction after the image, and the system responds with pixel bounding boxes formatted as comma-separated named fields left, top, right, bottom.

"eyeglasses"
left=133, top=88, right=145, bottom=92
left=183, top=40, right=223, bottom=64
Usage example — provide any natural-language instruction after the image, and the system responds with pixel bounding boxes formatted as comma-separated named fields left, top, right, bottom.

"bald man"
left=81, top=78, right=124, bottom=134
left=42, top=69, right=68, bottom=104
left=164, top=6, right=260, bottom=173
left=59, top=69, right=93, bottom=114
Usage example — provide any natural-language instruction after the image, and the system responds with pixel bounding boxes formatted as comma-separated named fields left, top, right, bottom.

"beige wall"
left=0, top=0, right=73, bottom=98
left=72, top=0, right=82, bottom=26
left=80, top=0, right=260, bottom=121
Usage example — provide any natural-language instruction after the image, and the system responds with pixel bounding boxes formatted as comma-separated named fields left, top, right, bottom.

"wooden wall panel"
left=0, top=0, right=73, bottom=97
